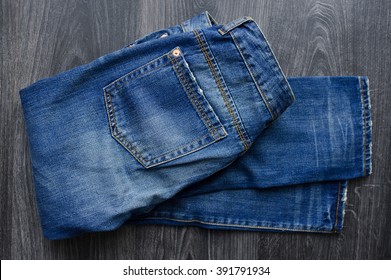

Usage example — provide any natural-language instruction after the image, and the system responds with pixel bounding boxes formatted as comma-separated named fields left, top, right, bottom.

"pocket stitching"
left=104, top=53, right=173, bottom=92
left=111, top=61, right=172, bottom=92
left=107, top=86, right=220, bottom=167
left=169, top=54, right=220, bottom=140
left=104, top=48, right=226, bottom=168
left=145, top=132, right=211, bottom=166
left=104, top=87, right=148, bottom=164
left=193, top=29, right=251, bottom=150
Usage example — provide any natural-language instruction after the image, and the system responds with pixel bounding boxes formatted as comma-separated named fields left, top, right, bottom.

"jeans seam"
left=144, top=133, right=213, bottom=168
left=105, top=52, right=174, bottom=91
left=141, top=217, right=335, bottom=233
left=169, top=54, right=220, bottom=140
left=193, top=29, right=251, bottom=150
left=358, top=76, right=367, bottom=176
left=104, top=88, right=148, bottom=165
left=229, top=31, right=276, bottom=120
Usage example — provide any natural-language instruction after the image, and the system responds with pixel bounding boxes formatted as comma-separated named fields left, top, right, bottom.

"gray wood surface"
left=1, top=0, right=390, bottom=259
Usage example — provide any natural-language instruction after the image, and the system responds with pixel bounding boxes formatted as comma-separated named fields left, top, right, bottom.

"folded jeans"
left=19, top=12, right=371, bottom=239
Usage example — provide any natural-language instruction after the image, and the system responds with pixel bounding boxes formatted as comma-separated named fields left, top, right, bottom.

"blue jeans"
left=19, top=12, right=371, bottom=239
left=132, top=76, right=371, bottom=233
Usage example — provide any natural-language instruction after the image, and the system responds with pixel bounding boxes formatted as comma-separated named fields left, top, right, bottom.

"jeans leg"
left=132, top=181, right=348, bottom=233
left=131, top=76, right=371, bottom=233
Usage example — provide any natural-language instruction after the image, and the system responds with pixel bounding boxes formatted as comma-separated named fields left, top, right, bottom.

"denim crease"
left=19, top=11, right=371, bottom=239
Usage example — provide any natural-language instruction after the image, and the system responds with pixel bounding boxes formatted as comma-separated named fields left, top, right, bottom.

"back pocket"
left=103, top=47, right=227, bottom=168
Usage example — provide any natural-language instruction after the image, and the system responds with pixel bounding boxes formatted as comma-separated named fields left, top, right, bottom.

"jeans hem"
left=359, top=76, right=372, bottom=176
left=332, top=181, right=348, bottom=232
left=131, top=213, right=344, bottom=234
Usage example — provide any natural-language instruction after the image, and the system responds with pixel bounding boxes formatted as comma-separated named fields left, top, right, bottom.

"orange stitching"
left=142, top=216, right=334, bottom=233
left=194, top=30, right=249, bottom=148
left=194, top=31, right=248, bottom=146
left=169, top=54, right=220, bottom=139
left=169, top=55, right=217, bottom=138
left=359, top=77, right=367, bottom=176
left=115, top=131, right=145, bottom=159
left=106, top=91, right=144, bottom=161
left=104, top=89, right=147, bottom=163
left=151, top=132, right=210, bottom=161
left=171, top=55, right=220, bottom=139
left=194, top=30, right=249, bottom=150
left=146, top=133, right=220, bottom=168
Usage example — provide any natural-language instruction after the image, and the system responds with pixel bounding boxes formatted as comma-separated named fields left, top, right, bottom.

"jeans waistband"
left=132, top=13, right=295, bottom=124
left=217, top=17, right=295, bottom=120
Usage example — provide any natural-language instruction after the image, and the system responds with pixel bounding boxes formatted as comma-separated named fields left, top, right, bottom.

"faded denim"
left=19, top=12, right=371, bottom=239
left=132, top=76, right=371, bottom=233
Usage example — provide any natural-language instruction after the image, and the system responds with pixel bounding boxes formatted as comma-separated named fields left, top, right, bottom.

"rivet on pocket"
left=172, top=48, right=181, bottom=57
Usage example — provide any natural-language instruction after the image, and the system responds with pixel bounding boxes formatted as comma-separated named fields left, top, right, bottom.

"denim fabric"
left=132, top=76, right=371, bottom=233
left=19, top=12, right=371, bottom=239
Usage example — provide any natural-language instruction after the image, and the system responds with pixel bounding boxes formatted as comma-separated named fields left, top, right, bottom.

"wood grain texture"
left=1, top=0, right=390, bottom=259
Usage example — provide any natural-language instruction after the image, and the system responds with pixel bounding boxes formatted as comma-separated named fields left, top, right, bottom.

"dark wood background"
left=1, top=0, right=390, bottom=259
